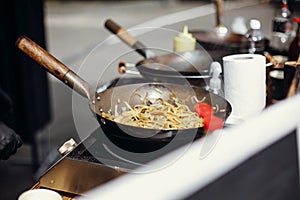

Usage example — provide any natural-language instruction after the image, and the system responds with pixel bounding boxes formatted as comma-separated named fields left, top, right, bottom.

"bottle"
left=208, top=62, right=224, bottom=97
left=288, top=18, right=300, bottom=61
left=271, top=0, right=294, bottom=51
left=244, top=19, right=265, bottom=54
left=174, top=25, right=196, bottom=52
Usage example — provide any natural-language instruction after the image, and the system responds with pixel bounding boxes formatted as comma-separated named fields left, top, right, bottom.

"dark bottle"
left=271, top=0, right=294, bottom=51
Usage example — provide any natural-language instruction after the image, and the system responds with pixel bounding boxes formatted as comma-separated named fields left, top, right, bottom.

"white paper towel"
left=223, top=54, right=266, bottom=124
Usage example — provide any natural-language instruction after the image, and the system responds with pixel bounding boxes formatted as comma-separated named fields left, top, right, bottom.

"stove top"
left=39, top=126, right=191, bottom=195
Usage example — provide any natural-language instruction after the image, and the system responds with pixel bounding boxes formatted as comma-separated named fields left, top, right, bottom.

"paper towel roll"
left=223, top=54, right=266, bottom=124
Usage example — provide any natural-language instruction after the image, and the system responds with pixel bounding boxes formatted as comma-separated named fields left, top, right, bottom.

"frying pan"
left=16, top=36, right=231, bottom=153
left=189, top=0, right=252, bottom=62
left=104, top=19, right=212, bottom=86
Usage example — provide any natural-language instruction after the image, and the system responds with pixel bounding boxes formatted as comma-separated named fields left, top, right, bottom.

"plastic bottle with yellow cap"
left=174, top=26, right=196, bottom=52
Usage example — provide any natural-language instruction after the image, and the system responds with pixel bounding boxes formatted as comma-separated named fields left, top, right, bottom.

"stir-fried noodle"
left=102, top=98, right=203, bottom=130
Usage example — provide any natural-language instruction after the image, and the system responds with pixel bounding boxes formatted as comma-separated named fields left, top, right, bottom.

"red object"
left=194, top=103, right=224, bottom=131
left=194, top=103, right=213, bottom=119
left=294, top=18, right=300, bottom=24
left=206, top=115, right=225, bottom=131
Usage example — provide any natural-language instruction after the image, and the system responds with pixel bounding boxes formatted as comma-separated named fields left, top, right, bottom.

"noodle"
left=102, top=98, right=204, bottom=130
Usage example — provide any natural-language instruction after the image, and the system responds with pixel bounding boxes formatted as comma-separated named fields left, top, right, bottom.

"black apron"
left=0, top=0, right=51, bottom=143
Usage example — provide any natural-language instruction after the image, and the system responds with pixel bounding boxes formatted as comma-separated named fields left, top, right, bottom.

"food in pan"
left=101, top=90, right=225, bottom=131
left=101, top=98, right=204, bottom=130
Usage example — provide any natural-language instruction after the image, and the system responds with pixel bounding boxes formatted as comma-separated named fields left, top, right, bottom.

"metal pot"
left=16, top=36, right=231, bottom=153
left=189, top=0, right=248, bottom=64
left=104, top=19, right=212, bottom=87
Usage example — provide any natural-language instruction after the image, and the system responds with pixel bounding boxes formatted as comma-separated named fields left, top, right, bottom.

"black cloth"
left=0, top=122, right=22, bottom=160
left=0, top=87, right=22, bottom=160
left=0, top=0, right=51, bottom=143
left=0, top=88, right=13, bottom=118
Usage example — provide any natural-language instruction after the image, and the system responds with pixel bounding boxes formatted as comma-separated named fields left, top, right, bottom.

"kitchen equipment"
left=104, top=19, right=212, bottom=86
left=190, top=0, right=268, bottom=62
left=264, top=52, right=288, bottom=104
left=16, top=36, right=231, bottom=153
left=38, top=127, right=129, bottom=196
left=264, top=52, right=300, bottom=104
left=190, top=0, right=243, bottom=47
left=39, top=124, right=201, bottom=196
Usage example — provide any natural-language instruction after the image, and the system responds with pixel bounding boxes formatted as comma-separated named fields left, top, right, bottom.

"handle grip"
left=105, top=19, right=137, bottom=46
left=215, top=0, right=224, bottom=27
left=16, top=36, right=94, bottom=99
left=104, top=19, right=151, bottom=58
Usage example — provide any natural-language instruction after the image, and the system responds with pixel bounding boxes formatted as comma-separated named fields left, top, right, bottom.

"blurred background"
left=0, top=0, right=299, bottom=199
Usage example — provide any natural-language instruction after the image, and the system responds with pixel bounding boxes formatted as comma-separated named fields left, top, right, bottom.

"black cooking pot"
left=105, top=19, right=212, bottom=87
left=97, top=78, right=231, bottom=152
left=16, top=36, right=232, bottom=153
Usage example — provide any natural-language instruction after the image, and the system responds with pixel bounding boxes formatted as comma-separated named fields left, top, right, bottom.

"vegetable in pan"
left=194, top=102, right=224, bottom=131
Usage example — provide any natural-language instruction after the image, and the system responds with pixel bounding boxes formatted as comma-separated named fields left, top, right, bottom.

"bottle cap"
left=174, top=25, right=196, bottom=52
left=281, top=1, right=288, bottom=9
left=250, top=19, right=261, bottom=30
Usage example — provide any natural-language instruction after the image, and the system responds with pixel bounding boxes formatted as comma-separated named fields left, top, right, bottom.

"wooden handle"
left=215, top=0, right=224, bottom=27
left=104, top=19, right=150, bottom=58
left=105, top=19, right=137, bottom=47
left=264, top=52, right=279, bottom=66
left=17, top=36, right=70, bottom=79
left=286, top=67, right=300, bottom=98
left=285, top=61, right=300, bottom=67
left=16, top=36, right=94, bottom=99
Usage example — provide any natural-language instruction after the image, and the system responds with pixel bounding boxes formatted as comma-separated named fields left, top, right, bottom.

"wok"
left=189, top=0, right=250, bottom=63
left=104, top=19, right=212, bottom=86
left=16, top=36, right=231, bottom=153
